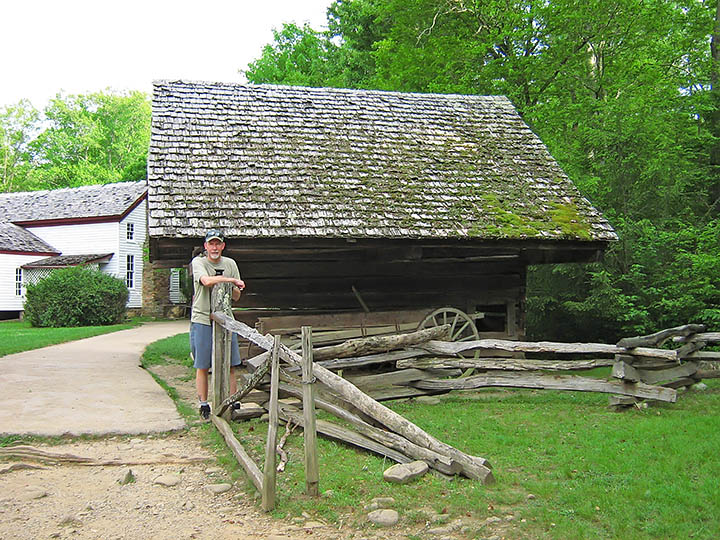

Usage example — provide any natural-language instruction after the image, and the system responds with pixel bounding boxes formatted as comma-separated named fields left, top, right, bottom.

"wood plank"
left=313, top=325, right=451, bottom=361
left=409, top=373, right=677, bottom=402
left=397, top=357, right=615, bottom=371
left=257, top=309, right=430, bottom=333
left=211, top=415, right=263, bottom=492
left=635, top=362, right=699, bottom=385
left=211, top=313, right=494, bottom=483
left=301, top=327, right=319, bottom=497
left=421, top=339, right=678, bottom=360
left=346, top=368, right=462, bottom=390
left=276, top=380, right=461, bottom=475
left=217, top=353, right=271, bottom=416
left=262, top=337, right=281, bottom=512
left=616, top=324, right=706, bottom=348
left=674, top=332, right=720, bottom=343
left=612, top=361, right=640, bottom=383
left=278, top=405, right=412, bottom=465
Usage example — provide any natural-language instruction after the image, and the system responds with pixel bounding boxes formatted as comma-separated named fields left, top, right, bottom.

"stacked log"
left=218, top=312, right=718, bottom=485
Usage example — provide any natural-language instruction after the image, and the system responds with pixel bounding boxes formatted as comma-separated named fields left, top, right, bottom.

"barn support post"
left=301, top=326, right=320, bottom=496
left=262, top=335, right=281, bottom=512
left=211, top=284, right=233, bottom=420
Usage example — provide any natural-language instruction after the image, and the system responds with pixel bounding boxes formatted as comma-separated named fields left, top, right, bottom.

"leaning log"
left=312, top=325, right=451, bottom=361
left=408, top=373, right=677, bottom=402
left=217, top=352, right=272, bottom=416
left=210, top=313, right=494, bottom=483
left=674, top=332, right=720, bottom=343
left=614, top=361, right=698, bottom=385
left=397, top=357, right=615, bottom=372
left=277, top=380, right=462, bottom=476
left=616, top=324, right=705, bottom=348
left=211, top=415, right=263, bottom=491
left=421, top=339, right=678, bottom=360
left=278, top=405, right=412, bottom=465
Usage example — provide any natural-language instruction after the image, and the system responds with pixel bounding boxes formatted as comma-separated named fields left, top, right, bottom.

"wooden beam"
left=262, top=336, right=281, bottom=512
left=211, top=415, right=262, bottom=492
left=210, top=313, right=494, bottom=483
left=397, top=357, right=615, bottom=371
left=409, top=373, right=677, bottom=402
left=421, top=339, right=678, bottom=360
left=312, top=324, right=451, bottom=361
left=616, top=324, right=706, bottom=348
left=301, top=327, right=319, bottom=497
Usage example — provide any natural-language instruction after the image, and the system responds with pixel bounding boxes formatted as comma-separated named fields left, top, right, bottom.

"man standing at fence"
left=190, top=229, right=245, bottom=420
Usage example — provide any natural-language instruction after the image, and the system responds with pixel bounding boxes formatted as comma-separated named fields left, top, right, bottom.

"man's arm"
left=198, top=274, right=245, bottom=301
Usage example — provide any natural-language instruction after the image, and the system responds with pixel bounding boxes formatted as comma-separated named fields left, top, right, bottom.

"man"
left=190, top=229, right=245, bottom=420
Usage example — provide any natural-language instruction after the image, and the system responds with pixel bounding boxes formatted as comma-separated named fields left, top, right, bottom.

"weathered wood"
left=346, top=368, right=462, bottom=390
left=211, top=314, right=494, bottom=483
left=608, top=395, right=641, bottom=408
left=211, top=415, right=263, bottom=492
left=286, top=349, right=426, bottom=374
left=301, top=327, right=320, bottom=497
left=262, top=336, right=281, bottom=512
left=212, top=284, right=234, bottom=419
left=397, top=356, right=615, bottom=371
left=635, top=362, right=699, bottom=385
left=230, top=402, right=266, bottom=421
left=409, top=373, right=677, bottom=402
left=312, top=324, right=451, bottom=361
left=673, top=332, right=720, bottom=343
left=0, top=445, right=209, bottom=466
left=687, top=351, right=720, bottom=361
left=217, top=353, right=272, bottom=416
left=612, top=361, right=640, bottom=383
left=276, top=380, right=462, bottom=476
left=257, top=309, right=430, bottom=334
left=421, top=339, right=678, bottom=360
left=676, top=341, right=705, bottom=359
left=278, top=405, right=412, bottom=465
left=696, top=369, right=720, bottom=379
left=616, top=324, right=706, bottom=348
left=290, top=322, right=419, bottom=346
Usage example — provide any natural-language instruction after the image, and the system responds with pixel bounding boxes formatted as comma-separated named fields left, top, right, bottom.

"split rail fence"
left=207, top=284, right=719, bottom=509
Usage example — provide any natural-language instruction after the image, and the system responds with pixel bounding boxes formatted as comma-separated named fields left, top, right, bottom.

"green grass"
left=142, top=335, right=720, bottom=540
left=0, top=318, right=146, bottom=357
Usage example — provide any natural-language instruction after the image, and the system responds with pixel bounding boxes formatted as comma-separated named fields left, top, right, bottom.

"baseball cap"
left=204, top=229, right=225, bottom=242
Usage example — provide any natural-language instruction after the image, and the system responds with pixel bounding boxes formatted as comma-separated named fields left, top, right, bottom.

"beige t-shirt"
left=190, top=255, right=241, bottom=325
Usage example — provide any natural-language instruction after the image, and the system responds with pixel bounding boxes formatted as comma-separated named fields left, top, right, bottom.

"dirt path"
left=0, top=359, right=415, bottom=540
left=0, top=433, right=403, bottom=540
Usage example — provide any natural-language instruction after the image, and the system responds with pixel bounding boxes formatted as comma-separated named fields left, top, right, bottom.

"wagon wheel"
left=417, top=307, right=481, bottom=361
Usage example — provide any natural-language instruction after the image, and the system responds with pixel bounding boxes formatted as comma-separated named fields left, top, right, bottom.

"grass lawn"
left=145, top=334, right=720, bottom=539
left=0, top=318, right=144, bottom=357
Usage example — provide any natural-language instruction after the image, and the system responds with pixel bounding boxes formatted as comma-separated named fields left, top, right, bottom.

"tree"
left=30, top=90, right=150, bottom=189
left=0, top=100, right=39, bottom=192
left=246, top=0, right=720, bottom=339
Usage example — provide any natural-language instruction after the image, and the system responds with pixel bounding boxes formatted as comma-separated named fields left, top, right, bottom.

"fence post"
left=262, top=335, right=281, bottom=512
left=211, top=284, right=232, bottom=419
left=301, top=326, right=320, bottom=496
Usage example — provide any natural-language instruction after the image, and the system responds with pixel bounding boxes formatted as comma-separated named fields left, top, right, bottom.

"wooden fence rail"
left=207, top=284, right=716, bottom=500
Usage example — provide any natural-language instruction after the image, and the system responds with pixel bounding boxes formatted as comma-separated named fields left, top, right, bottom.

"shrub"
left=24, top=266, right=129, bottom=327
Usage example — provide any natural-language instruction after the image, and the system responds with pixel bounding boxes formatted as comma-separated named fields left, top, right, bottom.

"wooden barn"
left=146, top=80, right=616, bottom=340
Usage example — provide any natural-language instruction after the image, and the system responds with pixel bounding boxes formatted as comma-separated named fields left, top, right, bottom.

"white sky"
left=1, top=0, right=331, bottom=109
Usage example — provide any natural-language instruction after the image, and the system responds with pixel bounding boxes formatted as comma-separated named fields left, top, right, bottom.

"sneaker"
left=199, top=403, right=211, bottom=420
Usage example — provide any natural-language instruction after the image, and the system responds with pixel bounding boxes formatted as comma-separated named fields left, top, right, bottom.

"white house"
left=0, top=181, right=148, bottom=318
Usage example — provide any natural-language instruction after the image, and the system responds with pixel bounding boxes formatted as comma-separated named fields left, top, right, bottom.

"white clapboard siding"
left=0, top=254, right=46, bottom=311
left=169, top=268, right=188, bottom=304
left=119, top=203, right=146, bottom=308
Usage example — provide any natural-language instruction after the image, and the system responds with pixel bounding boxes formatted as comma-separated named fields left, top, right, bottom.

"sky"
left=1, top=0, right=331, bottom=109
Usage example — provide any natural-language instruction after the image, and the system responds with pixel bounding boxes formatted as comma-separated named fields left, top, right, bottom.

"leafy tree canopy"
left=247, top=0, right=720, bottom=339
left=0, top=89, right=150, bottom=192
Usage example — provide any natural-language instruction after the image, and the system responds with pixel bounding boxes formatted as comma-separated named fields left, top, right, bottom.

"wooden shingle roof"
left=0, top=223, right=58, bottom=254
left=148, top=80, right=616, bottom=242
left=0, top=181, right=147, bottom=225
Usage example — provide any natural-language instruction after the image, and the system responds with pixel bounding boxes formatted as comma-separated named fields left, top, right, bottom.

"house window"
left=126, top=222, right=134, bottom=240
left=15, top=268, right=23, bottom=296
left=126, top=255, right=134, bottom=288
